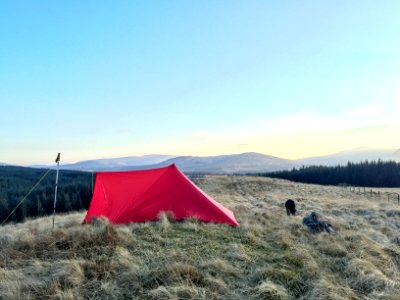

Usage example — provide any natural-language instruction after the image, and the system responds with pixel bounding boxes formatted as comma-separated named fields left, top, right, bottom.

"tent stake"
left=52, top=153, right=60, bottom=229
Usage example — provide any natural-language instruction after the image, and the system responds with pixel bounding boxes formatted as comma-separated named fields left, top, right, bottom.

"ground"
left=0, top=176, right=399, bottom=299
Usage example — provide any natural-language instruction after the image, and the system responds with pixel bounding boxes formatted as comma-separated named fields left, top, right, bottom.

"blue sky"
left=1, top=1, right=399, bottom=164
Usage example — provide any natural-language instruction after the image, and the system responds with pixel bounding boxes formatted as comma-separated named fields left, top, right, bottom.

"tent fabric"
left=83, top=164, right=239, bottom=226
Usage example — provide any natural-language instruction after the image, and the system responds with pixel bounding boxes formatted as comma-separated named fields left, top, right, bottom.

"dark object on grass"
left=303, top=211, right=334, bottom=234
left=285, top=199, right=296, bottom=216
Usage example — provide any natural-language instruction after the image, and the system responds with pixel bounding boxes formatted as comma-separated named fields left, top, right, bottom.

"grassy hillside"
left=1, top=176, right=399, bottom=299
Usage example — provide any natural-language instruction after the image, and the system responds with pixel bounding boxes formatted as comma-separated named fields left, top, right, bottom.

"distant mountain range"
left=120, top=153, right=297, bottom=174
left=24, top=147, right=400, bottom=174
left=32, top=155, right=175, bottom=171
left=297, top=148, right=400, bottom=166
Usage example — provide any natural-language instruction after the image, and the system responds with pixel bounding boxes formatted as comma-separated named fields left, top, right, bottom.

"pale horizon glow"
left=1, top=1, right=399, bottom=165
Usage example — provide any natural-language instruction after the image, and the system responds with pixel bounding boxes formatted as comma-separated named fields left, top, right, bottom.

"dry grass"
left=1, top=176, right=399, bottom=299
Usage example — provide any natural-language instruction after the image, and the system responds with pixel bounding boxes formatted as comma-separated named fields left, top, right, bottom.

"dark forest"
left=264, top=160, right=400, bottom=187
left=0, top=166, right=92, bottom=224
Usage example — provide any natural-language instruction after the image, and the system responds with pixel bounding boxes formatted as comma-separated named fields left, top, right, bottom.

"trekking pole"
left=52, top=153, right=60, bottom=229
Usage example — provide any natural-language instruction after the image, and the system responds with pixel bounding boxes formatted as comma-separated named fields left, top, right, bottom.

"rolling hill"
left=1, top=176, right=399, bottom=299
left=32, top=155, right=176, bottom=171
left=125, top=152, right=297, bottom=174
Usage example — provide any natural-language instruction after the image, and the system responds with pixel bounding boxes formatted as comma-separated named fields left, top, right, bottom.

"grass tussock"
left=1, top=176, right=400, bottom=299
left=255, top=280, right=289, bottom=300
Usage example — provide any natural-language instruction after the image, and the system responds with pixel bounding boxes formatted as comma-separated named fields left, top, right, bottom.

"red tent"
left=83, top=164, right=239, bottom=226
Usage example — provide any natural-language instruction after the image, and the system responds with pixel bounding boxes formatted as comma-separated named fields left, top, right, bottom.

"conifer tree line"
left=264, top=160, right=400, bottom=187
left=0, top=166, right=92, bottom=224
